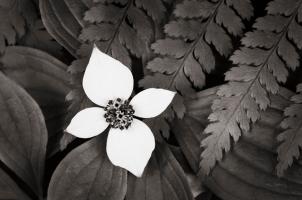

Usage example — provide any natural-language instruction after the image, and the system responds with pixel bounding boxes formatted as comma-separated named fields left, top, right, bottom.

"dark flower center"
left=104, top=98, right=135, bottom=130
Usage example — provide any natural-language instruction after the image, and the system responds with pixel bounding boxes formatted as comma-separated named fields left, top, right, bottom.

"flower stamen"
left=104, top=98, right=135, bottom=130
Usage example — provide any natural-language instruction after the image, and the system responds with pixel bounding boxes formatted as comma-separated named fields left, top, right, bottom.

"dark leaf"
left=241, top=31, right=277, bottom=48
left=174, top=86, right=302, bottom=200
left=267, top=0, right=299, bottom=16
left=230, top=47, right=269, bottom=65
left=253, top=15, right=288, bottom=32
left=76, top=0, right=164, bottom=64
left=0, top=72, right=47, bottom=198
left=127, top=143, right=194, bottom=200
left=19, top=20, right=63, bottom=57
left=84, top=4, right=122, bottom=23
left=79, top=24, right=115, bottom=42
left=146, top=57, right=179, bottom=74
left=205, top=22, right=232, bottom=56
left=0, top=167, right=31, bottom=200
left=226, top=0, right=253, bottom=20
left=277, top=38, right=299, bottom=70
left=201, top=0, right=302, bottom=175
left=48, top=134, right=127, bottom=200
left=164, top=20, right=200, bottom=40
left=194, top=40, right=215, bottom=73
left=151, top=38, right=189, bottom=58
left=174, top=0, right=214, bottom=19
left=0, top=46, right=70, bottom=157
left=127, top=6, right=153, bottom=42
left=135, top=0, right=166, bottom=22
left=216, top=3, right=244, bottom=36
left=183, top=53, right=205, bottom=89
left=0, top=0, right=38, bottom=52
left=40, top=0, right=83, bottom=56
left=141, top=0, right=253, bottom=139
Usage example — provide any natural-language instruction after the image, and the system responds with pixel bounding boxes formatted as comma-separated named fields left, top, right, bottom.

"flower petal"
left=106, top=119, right=155, bottom=177
left=66, top=107, right=108, bottom=138
left=83, top=46, right=134, bottom=106
left=130, top=88, right=176, bottom=118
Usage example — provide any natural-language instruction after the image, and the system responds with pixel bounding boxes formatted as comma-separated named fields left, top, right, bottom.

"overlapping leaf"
left=174, top=86, right=302, bottom=200
left=0, top=167, right=31, bottom=200
left=140, top=0, right=253, bottom=137
left=48, top=133, right=127, bottom=200
left=39, top=0, right=84, bottom=57
left=200, top=0, right=302, bottom=175
left=0, top=0, right=61, bottom=55
left=0, top=72, right=47, bottom=198
left=19, top=19, right=63, bottom=58
left=78, top=0, right=169, bottom=65
left=276, top=83, right=302, bottom=176
left=0, top=0, right=27, bottom=52
left=127, top=143, right=194, bottom=200
left=1, top=46, right=70, bottom=157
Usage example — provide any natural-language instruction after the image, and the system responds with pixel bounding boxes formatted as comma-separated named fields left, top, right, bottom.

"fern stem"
left=167, top=0, right=224, bottom=90
left=104, top=0, right=133, bottom=54
left=221, top=0, right=302, bottom=130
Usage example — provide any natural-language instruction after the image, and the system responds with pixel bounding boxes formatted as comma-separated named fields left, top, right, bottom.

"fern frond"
left=0, top=0, right=31, bottom=53
left=0, top=0, right=61, bottom=55
left=140, top=0, right=253, bottom=129
left=276, top=83, right=302, bottom=177
left=200, top=0, right=302, bottom=175
left=78, top=0, right=168, bottom=66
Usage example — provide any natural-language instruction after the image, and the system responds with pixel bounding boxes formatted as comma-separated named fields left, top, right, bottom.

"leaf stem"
left=167, top=0, right=224, bottom=90
left=219, top=0, right=302, bottom=135
left=105, top=0, right=133, bottom=54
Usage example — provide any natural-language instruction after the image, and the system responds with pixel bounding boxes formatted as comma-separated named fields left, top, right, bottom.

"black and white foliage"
left=277, top=83, right=302, bottom=177
left=2, top=0, right=302, bottom=200
left=65, top=0, right=171, bottom=141
left=0, top=0, right=61, bottom=55
left=200, top=0, right=302, bottom=175
left=78, top=0, right=169, bottom=65
left=140, top=0, right=253, bottom=136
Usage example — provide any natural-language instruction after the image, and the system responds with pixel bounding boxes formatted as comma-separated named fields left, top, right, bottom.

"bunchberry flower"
left=66, top=46, right=176, bottom=177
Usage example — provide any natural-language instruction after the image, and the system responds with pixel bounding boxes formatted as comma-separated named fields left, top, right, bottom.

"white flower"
left=66, top=46, right=176, bottom=177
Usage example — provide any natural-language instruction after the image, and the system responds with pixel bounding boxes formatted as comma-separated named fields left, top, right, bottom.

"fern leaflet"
left=64, top=0, right=169, bottom=147
left=78, top=0, right=169, bottom=65
left=140, top=0, right=253, bottom=137
left=276, top=83, right=302, bottom=177
left=0, top=0, right=61, bottom=55
left=200, top=0, right=302, bottom=175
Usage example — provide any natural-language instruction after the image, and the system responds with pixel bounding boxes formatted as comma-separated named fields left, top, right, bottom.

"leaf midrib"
left=167, top=0, right=224, bottom=90
left=202, top=0, right=302, bottom=173
left=105, top=0, right=133, bottom=54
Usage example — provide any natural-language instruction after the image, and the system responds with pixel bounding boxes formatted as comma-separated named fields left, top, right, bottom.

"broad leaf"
left=127, top=143, right=194, bottom=200
left=48, top=133, right=127, bottom=200
left=0, top=167, right=31, bottom=200
left=0, top=72, right=47, bottom=197
left=40, top=0, right=83, bottom=56
left=0, top=46, right=70, bottom=157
